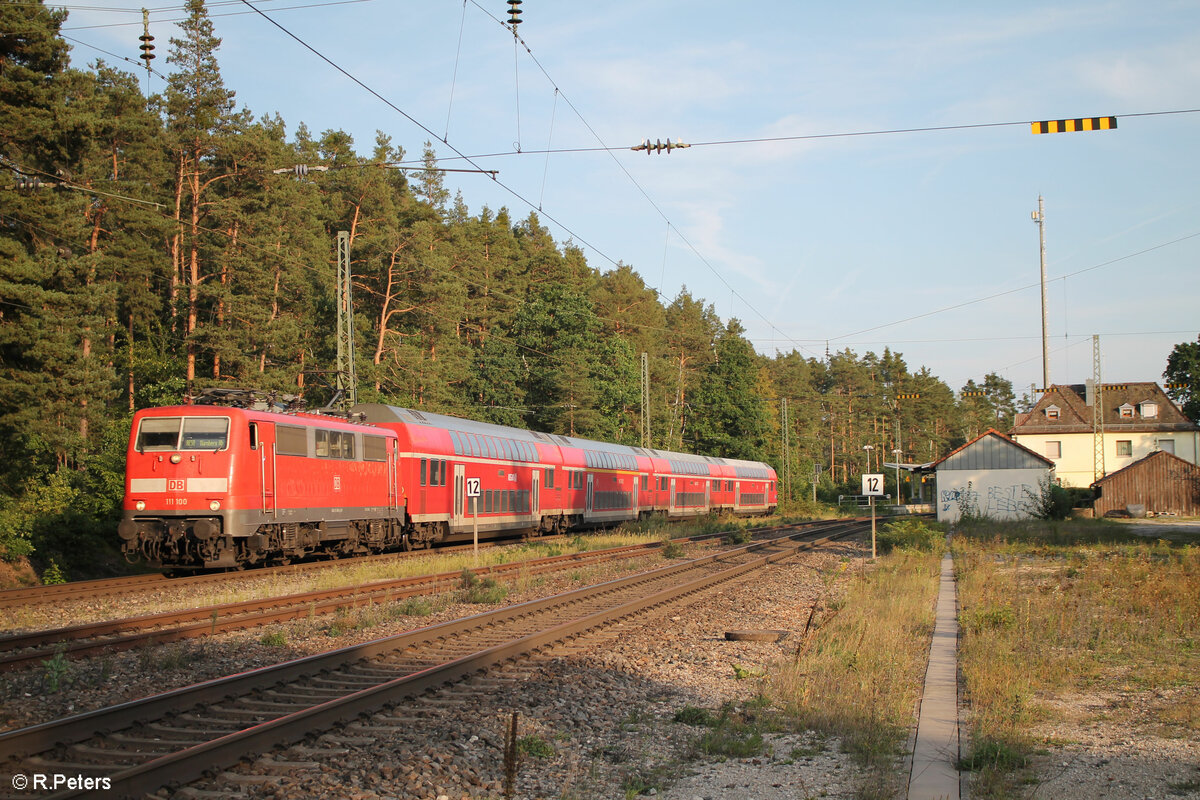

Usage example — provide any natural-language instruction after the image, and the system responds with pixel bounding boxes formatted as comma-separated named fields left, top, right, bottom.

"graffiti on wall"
left=940, top=480, right=1037, bottom=519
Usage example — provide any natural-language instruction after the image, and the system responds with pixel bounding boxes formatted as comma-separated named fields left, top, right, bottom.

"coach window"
left=315, top=429, right=330, bottom=458
left=420, top=459, right=427, bottom=486
left=276, top=424, right=307, bottom=456
left=364, top=435, right=387, bottom=462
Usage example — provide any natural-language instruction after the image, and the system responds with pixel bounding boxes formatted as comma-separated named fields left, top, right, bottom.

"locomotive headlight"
left=209, top=500, right=221, bottom=511
left=135, top=500, right=146, bottom=511
left=170, top=454, right=182, bottom=464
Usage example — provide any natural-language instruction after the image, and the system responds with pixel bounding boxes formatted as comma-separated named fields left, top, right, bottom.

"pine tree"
left=164, top=0, right=239, bottom=394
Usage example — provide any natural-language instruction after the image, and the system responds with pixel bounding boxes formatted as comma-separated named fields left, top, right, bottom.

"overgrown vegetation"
left=457, top=569, right=509, bottom=604
left=770, top=549, right=942, bottom=787
left=876, top=518, right=945, bottom=554
left=953, top=520, right=1200, bottom=797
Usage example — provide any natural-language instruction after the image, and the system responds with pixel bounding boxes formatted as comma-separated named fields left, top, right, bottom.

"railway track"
left=0, top=520, right=863, bottom=800
left=0, top=537, right=699, bottom=672
left=0, top=516, right=793, bottom=611
left=0, top=520, right=823, bottom=672
left=0, top=537, right=571, bottom=611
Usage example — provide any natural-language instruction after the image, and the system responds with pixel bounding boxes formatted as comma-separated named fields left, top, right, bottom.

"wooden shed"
left=1091, top=450, right=1200, bottom=517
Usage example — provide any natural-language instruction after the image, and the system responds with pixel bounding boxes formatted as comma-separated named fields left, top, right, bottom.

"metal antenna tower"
left=336, top=231, right=357, bottom=408
left=640, top=352, right=651, bottom=448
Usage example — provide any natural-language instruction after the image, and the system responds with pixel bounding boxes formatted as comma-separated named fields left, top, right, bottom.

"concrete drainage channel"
left=0, top=522, right=864, bottom=800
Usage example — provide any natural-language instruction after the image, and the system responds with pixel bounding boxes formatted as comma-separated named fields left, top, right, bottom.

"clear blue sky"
left=60, top=1, right=1200, bottom=400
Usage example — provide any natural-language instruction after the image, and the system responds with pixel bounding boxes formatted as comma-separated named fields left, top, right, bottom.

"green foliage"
left=1164, top=335, right=1200, bottom=424
left=41, top=559, right=67, bottom=585
left=394, top=597, right=434, bottom=617
left=724, top=528, right=753, bottom=545
left=457, top=569, right=508, bottom=604
left=516, top=734, right=555, bottom=759
left=878, top=519, right=945, bottom=554
left=672, top=705, right=717, bottom=726
left=260, top=631, right=288, bottom=647
left=731, top=663, right=766, bottom=680
left=41, top=646, right=71, bottom=694
left=1027, top=477, right=1073, bottom=521
left=660, top=537, right=684, bottom=559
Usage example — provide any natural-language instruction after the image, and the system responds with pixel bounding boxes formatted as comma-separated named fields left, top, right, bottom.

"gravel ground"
left=1018, top=688, right=1200, bottom=800
left=176, top=538, right=871, bottom=800
left=3, top=537, right=875, bottom=799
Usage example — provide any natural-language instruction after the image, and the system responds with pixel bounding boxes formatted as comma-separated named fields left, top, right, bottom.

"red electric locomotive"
left=119, top=399, right=777, bottom=571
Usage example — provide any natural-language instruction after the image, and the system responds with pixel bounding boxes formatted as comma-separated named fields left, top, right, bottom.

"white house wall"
left=936, top=468, right=1050, bottom=524
left=1011, top=432, right=1199, bottom=488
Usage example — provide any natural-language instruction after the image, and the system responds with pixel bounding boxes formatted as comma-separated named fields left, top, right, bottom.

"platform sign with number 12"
left=862, top=474, right=883, bottom=559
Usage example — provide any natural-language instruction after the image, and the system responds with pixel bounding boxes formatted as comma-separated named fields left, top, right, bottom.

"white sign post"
left=466, top=477, right=481, bottom=562
left=862, top=473, right=884, bottom=559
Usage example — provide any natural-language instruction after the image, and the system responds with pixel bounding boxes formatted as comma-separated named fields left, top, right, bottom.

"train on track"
left=118, top=397, right=777, bottom=571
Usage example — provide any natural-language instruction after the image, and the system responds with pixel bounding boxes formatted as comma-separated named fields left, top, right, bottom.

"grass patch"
left=769, top=549, right=941, bottom=771
left=672, top=705, right=716, bottom=727
left=953, top=519, right=1200, bottom=797
left=457, top=569, right=508, bottom=604
left=517, top=734, right=556, bottom=759
left=660, top=537, right=685, bottom=559
left=259, top=630, right=288, bottom=647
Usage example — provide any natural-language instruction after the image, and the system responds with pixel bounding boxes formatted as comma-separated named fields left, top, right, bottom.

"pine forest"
left=1, top=1, right=1021, bottom=573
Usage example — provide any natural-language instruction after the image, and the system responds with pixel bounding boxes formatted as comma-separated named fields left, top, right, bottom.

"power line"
left=827, top=229, right=1200, bottom=343
left=396, top=107, right=1200, bottom=164
left=55, top=0, right=372, bottom=31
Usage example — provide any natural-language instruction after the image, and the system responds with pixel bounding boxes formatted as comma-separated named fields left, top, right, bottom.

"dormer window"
left=1119, top=404, right=1135, bottom=419
left=1140, top=402, right=1158, bottom=419
left=1045, top=405, right=1060, bottom=420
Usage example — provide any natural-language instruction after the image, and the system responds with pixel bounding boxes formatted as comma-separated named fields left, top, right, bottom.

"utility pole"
left=1093, top=335, right=1105, bottom=482
left=640, top=352, right=651, bottom=448
left=1032, top=196, right=1050, bottom=391
left=781, top=398, right=791, bottom=504
left=336, top=231, right=357, bottom=408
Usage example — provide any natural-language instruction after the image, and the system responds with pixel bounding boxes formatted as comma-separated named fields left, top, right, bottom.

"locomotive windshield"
left=135, top=417, right=230, bottom=452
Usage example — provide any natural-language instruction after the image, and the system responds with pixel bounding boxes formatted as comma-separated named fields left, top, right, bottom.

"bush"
left=1027, top=477, right=1072, bottom=521
left=877, top=519, right=944, bottom=554
left=458, top=569, right=508, bottom=604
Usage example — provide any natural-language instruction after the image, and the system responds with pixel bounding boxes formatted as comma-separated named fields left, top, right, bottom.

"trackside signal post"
left=862, top=473, right=884, bottom=559
left=466, top=477, right=481, bottom=562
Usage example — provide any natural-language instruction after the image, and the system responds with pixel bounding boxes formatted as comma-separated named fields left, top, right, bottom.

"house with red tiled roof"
left=1009, top=382, right=1198, bottom=488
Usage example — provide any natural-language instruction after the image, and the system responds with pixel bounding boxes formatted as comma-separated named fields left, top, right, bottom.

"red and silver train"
left=118, top=402, right=777, bottom=571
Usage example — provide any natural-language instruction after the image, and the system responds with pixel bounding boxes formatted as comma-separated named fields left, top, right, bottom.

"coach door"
left=388, top=442, right=398, bottom=513
left=734, top=481, right=741, bottom=512
left=532, top=469, right=540, bottom=518
left=251, top=421, right=276, bottom=517
left=669, top=479, right=676, bottom=513
left=586, top=474, right=594, bottom=514
left=453, top=464, right=465, bottom=523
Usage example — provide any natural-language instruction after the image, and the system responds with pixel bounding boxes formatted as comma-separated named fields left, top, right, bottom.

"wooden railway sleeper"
left=68, top=744, right=162, bottom=763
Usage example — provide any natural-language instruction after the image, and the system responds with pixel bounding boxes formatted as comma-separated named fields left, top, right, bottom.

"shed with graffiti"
left=933, top=429, right=1055, bottom=524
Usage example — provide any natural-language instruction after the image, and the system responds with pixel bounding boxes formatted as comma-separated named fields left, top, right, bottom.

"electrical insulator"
left=507, top=0, right=522, bottom=27
left=139, top=9, right=155, bottom=66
